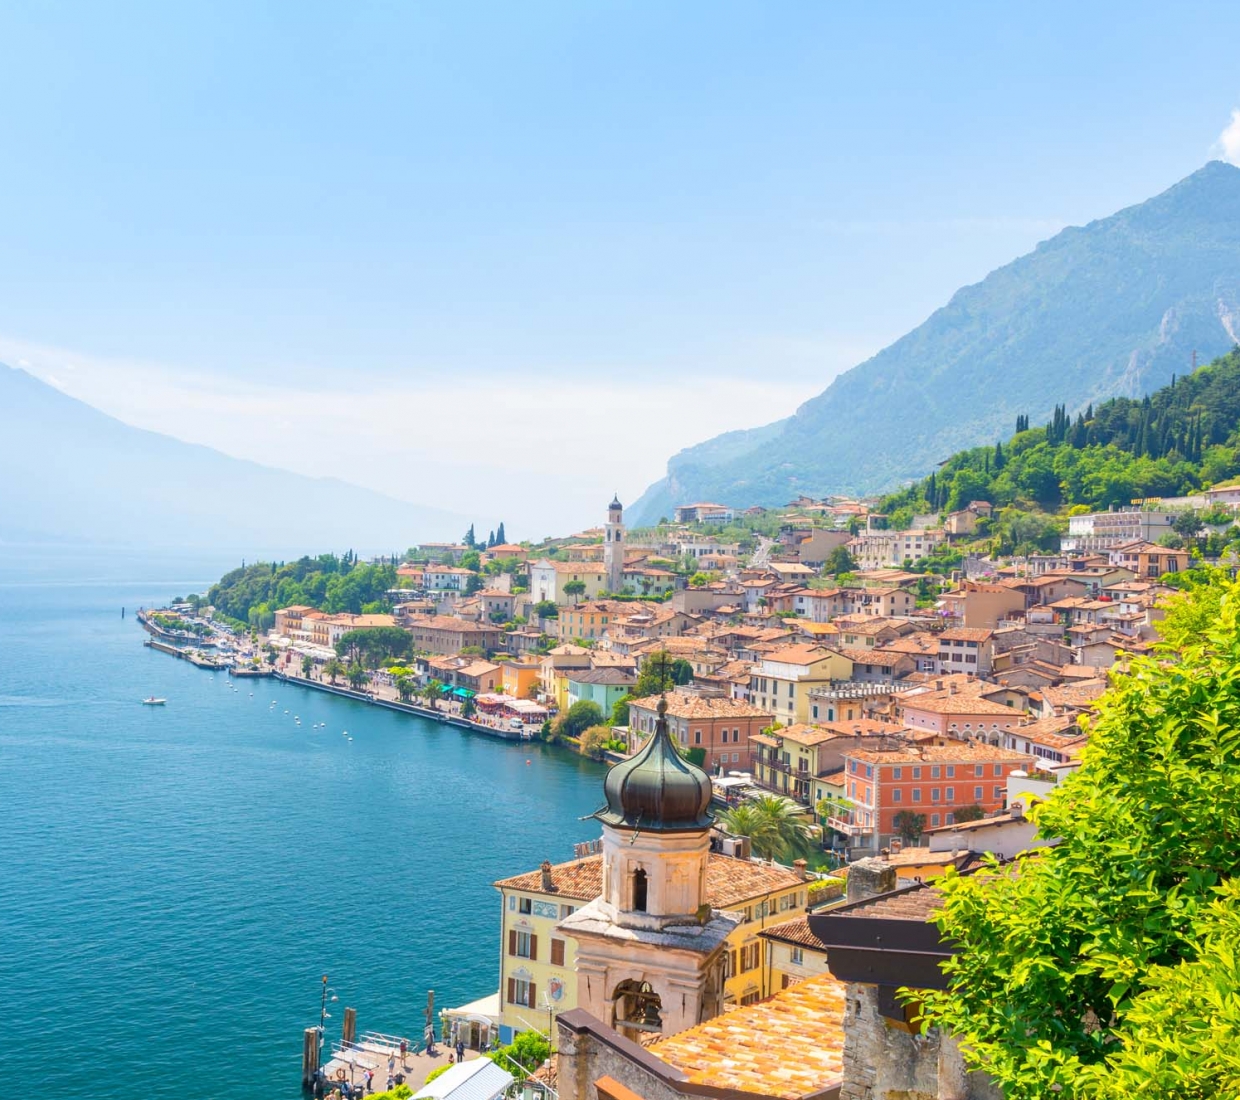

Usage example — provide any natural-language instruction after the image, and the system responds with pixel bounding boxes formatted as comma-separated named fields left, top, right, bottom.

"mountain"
left=631, top=161, right=1240, bottom=524
left=0, top=365, right=466, bottom=554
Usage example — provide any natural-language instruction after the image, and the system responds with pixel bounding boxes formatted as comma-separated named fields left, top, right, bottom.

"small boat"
left=141, top=697, right=167, bottom=706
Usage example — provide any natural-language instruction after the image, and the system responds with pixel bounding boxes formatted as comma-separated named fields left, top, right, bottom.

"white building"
left=1061, top=508, right=1178, bottom=552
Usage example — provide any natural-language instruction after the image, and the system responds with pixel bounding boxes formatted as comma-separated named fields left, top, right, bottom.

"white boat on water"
left=141, top=697, right=167, bottom=706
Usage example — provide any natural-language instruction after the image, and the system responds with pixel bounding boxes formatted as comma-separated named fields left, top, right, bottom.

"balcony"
left=826, top=815, right=869, bottom=838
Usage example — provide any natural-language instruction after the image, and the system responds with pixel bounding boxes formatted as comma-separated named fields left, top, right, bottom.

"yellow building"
left=501, top=660, right=541, bottom=700
left=490, top=851, right=808, bottom=1042
left=749, top=645, right=853, bottom=726
left=757, top=913, right=833, bottom=992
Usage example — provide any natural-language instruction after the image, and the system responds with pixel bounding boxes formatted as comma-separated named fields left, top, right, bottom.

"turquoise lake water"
left=0, top=549, right=606, bottom=1097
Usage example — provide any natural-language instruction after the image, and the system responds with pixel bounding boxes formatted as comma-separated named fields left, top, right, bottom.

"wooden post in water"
left=302, top=1026, right=319, bottom=1088
left=342, top=1007, right=357, bottom=1046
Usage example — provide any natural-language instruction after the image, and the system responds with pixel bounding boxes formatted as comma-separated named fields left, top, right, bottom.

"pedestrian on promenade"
left=400, top=1038, right=407, bottom=1061
left=456, top=1038, right=465, bottom=1063
left=386, top=1075, right=394, bottom=1092
left=387, top=1051, right=395, bottom=1075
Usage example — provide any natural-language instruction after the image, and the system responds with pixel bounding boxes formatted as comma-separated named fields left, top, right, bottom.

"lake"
left=0, top=548, right=605, bottom=1098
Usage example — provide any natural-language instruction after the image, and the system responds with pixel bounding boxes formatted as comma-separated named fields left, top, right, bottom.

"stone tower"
left=558, top=696, right=736, bottom=1041
left=603, top=495, right=624, bottom=594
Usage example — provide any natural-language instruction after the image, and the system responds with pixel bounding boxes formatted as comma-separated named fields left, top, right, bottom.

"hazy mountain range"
left=631, top=160, right=1240, bottom=524
left=0, top=365, right=465, bottom=554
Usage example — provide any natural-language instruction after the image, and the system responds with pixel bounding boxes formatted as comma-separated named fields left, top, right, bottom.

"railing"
left=826, top=815, right=869, bottom=837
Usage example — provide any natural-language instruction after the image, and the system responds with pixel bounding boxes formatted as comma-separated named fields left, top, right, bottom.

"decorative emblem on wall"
left=548, top=977, right=565, bottom=1001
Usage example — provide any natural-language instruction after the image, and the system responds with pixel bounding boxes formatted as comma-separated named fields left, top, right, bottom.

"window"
left=509, top=930, right=537, bottom=960
left=632, top=869, right=648, bottom=912
left=994, top=786, right=1004, bottom=799
left=912, top=788, right=922, bottom=802
left=945, top=787, right=954, bottom=800
left=559, top=904, right=576, bottom=919
left=946, top=766, right=955, bottom=778
left=931, top=813, right=940, bottom=826
left=892, top=788, right=902, bottom=803
left=550, top=938, right=566, bottom=967
left=931, top=788, right=941, bottom=803
left=892, top=766, right=902, bottom=780
left=507, top=978, right=535, bottom=1008
left=975, top=764, right=984, bottom=777
left=518, top=897, right=532, bottom=915
left=994, top=764, right=1003, bottom=777
left=740, top=991, right=762, bottom=1006
left=694, top=730, right=702, bottom=745
left=912, top=767, right=922, bottom=779
left=931, top=765, right=941, bottom=779
left=790, top=947, right=805, bottom=965
left=733, top=728, right=741, bottom=742
left=740, top=943, right=761, bottom=971
left=865, top=764, right=873, bottom=778
left=732, top=752, right=739, bottom=762
left=946, top=812, right=955, bottom=825
left=974, top=786, right=983, bottom=800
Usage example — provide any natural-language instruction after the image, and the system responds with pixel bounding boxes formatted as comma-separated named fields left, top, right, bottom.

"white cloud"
left=0, top=334, right=820, bottom=535
left=1215, top=108, right=1240, bottom=167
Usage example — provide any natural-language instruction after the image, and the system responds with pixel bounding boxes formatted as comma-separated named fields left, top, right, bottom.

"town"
left=138, top=478, right=1238, bottom=1100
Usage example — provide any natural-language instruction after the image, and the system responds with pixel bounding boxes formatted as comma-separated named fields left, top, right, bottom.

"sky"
left=2, top=1, right=1239, bottom=536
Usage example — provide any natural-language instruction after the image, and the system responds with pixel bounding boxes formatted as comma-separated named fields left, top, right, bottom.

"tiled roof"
left=902, top=692, right=1024, bottom=717
left=651, top=973, right=846, bottom=1099
left=1040, top=680, right=1109, bottom=708
left=832, top=882, right=943, bottom=922
left=758, top=644, right=841, bottom=667
left=567, top=667, right=636, bottom=686
left=627, top=692, right=773, bottom=721
left=838, top=648, right=908, bottom=666
left=773, top=723, right=838, bottom=747
left=939, top=627, right=995, bottom=642
left=494, top=853, right=804, bottom=909
left=846, top=743, right=1031, bottom=766
left=757, top=914, right=830, bottom=951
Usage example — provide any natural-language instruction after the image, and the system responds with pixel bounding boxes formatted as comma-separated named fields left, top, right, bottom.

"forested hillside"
left=877, top=347, right=1240, bottom=551
left=206, top=553, right=398, bottom=630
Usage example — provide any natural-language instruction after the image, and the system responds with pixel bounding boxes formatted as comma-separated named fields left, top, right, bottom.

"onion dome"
left=609, top=494, right=623, bottom=510
left=597, top=696, right=713, bottom=833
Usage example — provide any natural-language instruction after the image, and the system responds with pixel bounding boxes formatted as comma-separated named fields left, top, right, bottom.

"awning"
left=452, top=687, right=476, bottom=698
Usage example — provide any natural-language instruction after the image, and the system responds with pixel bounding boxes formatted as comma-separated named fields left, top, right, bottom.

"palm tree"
left=395, top=676, right=414, bottom=703
left=301, top=655, right=314, bottom=678
left=718, top=795, right=814, bottom=861
left=424, top=680, right=445, bottom=711
left=323, top=657, right=344, bottom=685
left=346, top=661, right=369, bottom=691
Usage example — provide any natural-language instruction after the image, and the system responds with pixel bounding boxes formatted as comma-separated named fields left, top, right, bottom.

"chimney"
left=792, top=858, right=809, bottom=881
left=948, top=682, right=957, bottom=695
left=540, top=859, right=556, bottom=893
left=846, top=856, right=898, bottom=902
left=1010, top=801, right=1025, bottom=821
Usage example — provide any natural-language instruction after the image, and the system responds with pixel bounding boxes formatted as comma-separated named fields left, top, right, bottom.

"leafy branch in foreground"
left=912, top=573, right=1240, bottom=1099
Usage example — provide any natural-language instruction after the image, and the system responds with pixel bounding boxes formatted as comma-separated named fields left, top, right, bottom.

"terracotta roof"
left=773, top=723, right=838, bottom=747
left=651, top=972, right=846, bottom=1099
left=627, top=692, right=773, bottom=721
left=495, top=853, right=803, bottom=909
left=846, top=743, right=1031, bottom=766
left=758, top=644, right=842, bottom=667
left=1040, top=680, right=1109, bottom=708
left=939, top=627, right=995, bottom=642
left=837, top=648, right=909, bottom=667
left=757, top=914, right=830, bottom=951
left=902, top=692, right=1025, bottom=717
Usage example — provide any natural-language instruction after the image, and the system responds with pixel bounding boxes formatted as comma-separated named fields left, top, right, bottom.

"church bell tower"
left=558, top=695, right=737, bottom=1040
left=604, top=495, right=625, bottom=594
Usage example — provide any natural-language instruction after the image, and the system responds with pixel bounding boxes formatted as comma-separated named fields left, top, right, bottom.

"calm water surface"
left=0, top=549, right=605, bottom=1097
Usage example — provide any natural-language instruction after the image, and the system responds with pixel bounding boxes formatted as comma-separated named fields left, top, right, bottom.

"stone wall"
left=838, top=982, right=1001, bottom=1100
left=557, top=1014, right=687, bottom=1100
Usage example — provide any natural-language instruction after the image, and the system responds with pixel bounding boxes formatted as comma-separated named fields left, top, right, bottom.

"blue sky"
left=2, top=1, right=1238, bottom=534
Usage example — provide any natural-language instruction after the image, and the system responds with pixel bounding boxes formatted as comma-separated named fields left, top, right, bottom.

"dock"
left=319, top=1032, right=479, bottom=1094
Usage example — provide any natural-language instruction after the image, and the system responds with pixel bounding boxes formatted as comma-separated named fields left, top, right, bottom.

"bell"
left=638, top=996, right=662, bottom=1029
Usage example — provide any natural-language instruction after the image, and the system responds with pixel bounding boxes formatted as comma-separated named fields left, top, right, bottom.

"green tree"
left=822, top=545, right=856, bottom=575
left=611, top=695, right=632, bottom=726
left=346, top=662, right=369, bottom=690
left=489, top=1029, right=550, bottom=1077
left=323, top=657, right=344, bottom=684
left=1172, top=508, right=1205, bottom=542
left=533, top=600, right=559, bottom=619
left=891, top=809, right=926, bottom=844
left=913, top=573, right=1240, bottom=1099
left=952, top=804, right=985, bottom=823
left=460, top=696, right=477, bottom=719
left=717, top=795, right=813, bottom=861
left=395, top=676, right=415, bottom=702
left=460, top=549, right=482, bottom=572
left=560, top=700, right=604, bottom=739
left=563, top=579, right=587, bottom=604
left=334, top=626, right=412, bottom=665
left=423, top=680, right=445, bottom=710
left=579, top=724, right=612, bottom=759
left=301, top=654, right=313, bottom=677
left=495, top=521, right=506, bottom=545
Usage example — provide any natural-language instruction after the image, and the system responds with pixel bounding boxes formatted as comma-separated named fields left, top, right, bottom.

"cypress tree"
left=994, top=441, right=1005, bottom=470
left=496, top=522, right=506, bottom=545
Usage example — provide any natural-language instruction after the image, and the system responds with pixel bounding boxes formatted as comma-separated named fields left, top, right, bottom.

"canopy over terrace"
left=474, top=694, right=549, bottom=721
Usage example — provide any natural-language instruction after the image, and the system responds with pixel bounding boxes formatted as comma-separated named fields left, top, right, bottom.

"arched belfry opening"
left=612, top=980, right=662, bottom=1035
left=632, top=868, right=648, bottom=912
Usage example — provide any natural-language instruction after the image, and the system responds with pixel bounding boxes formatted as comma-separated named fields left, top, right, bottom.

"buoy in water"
left=526, top=759, right=532, bottom=765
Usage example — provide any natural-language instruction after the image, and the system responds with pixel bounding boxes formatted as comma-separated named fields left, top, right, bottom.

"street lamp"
left=318, top=975, right=339, bottom=1069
